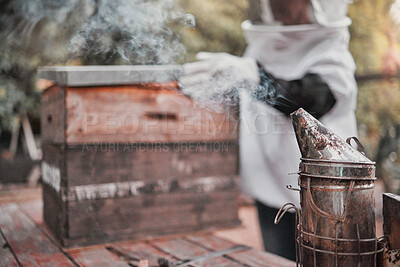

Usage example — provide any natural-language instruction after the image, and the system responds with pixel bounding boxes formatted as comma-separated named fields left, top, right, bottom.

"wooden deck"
left=0, top=186, right=295, bottom=267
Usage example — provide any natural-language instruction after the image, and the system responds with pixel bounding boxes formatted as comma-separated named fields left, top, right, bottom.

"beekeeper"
left=179, top=0, right=357, bottom=261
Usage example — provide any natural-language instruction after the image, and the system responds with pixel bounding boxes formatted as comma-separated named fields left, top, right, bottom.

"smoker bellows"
left=284, top=108, right=381, bottom=267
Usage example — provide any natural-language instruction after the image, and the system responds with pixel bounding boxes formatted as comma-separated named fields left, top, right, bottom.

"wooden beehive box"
left=38, top=65, right=240, bottom=247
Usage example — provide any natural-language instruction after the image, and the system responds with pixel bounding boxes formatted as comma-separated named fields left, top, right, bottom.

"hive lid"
left=37, top=65, right=183, bottom=87
left=291, top=108, right=372, bottom=162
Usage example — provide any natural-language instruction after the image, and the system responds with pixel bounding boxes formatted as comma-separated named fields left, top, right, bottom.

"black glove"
left=252, top=64, right=336, bottom=119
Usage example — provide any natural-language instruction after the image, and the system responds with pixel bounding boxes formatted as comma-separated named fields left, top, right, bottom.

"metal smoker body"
left=277, top=108, right=382, bottom=267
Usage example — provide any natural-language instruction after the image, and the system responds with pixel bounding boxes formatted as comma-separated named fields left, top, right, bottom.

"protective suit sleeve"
left=253, top=64, right=336, bottom=119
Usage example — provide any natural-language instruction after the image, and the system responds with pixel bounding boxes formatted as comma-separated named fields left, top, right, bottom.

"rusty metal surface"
left=300, top=164, right=375, bottom=180
left=286, top=108, right=380, bottom=267
left=291, top=108, right=372, bottom=162
left=299, top=176, right=378, bottom=267
left=300, top=159, right=376, bottom=180
left=384, top=248, right=400, bottom=267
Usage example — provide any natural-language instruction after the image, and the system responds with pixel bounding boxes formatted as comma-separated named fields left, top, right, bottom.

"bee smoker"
left=275, top=108, right=383, bottom=267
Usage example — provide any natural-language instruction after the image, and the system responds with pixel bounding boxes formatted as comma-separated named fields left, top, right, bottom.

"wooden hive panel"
left=41, top=83, right=238, bottom=144
left=41, top=142, right=240, bottom=247
left=41, top=85, right=65, bottom=144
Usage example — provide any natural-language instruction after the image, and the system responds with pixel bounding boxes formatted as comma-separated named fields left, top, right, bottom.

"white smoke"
left=1, top=0, right=194, bottom=65
left=69, top=0, right=194, bottom=65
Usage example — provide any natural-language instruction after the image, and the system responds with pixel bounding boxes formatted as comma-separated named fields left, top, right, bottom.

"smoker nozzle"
left=290, top=108, right=372, bottom=162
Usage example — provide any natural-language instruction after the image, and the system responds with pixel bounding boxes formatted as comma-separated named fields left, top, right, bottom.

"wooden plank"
left=18, top=200, right=66, bottom=251
left=69, top=247, right=127, bottom=267
left=383, top=193, right=400, bottom=249
left=21, top=113, right=40, bottom=160
left=61, top=218, right=239, bottom=248
left=0, top=203, right=75, bottom=266
left=41, top=143, right=68, bottom=244
left=38, top=65, right=183, bottom=86
left=41, top=85, right=65, bottom=144
left=42, top=143, right=66, bottom=190
left=117, top=242, right=174, bottom=267
left=151, top=238, right=242, bottom=266
left=42, top=183, right=68, bottom=245
left=214, top=205, right=263, bottom=251
left=68, top=191, right=239, bottom=238
left=0, top=230, right=19, bottom=267
left=186, top=234, right=295, bottom=267
left=63, top=176, right=238, bottom=201
left=186, top=234, right=238, bottom=250
left=185, top=234, right=247, bottom=266
left=27, top=165, right=42, bottom=187
left=227, top=248, right=296, bottom=267
left=18, top=199, right=43, bottom=226
left=65, top=142, right=238, bottom=187
left=0, top=185, right=41, bottom=205
left=9, top=116, right=20, bottom=156
left=65, top=85, right=238, bottom=144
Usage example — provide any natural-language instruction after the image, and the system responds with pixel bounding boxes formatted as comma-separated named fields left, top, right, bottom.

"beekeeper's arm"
left=179, top=52, right=336, bottom=119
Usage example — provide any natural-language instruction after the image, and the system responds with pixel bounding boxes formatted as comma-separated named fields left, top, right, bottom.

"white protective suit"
left=240, top=1, right=358, bottom=209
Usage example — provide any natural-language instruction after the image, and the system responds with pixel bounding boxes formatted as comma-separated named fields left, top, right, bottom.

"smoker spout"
left=290, top=108, right=371, bottom=162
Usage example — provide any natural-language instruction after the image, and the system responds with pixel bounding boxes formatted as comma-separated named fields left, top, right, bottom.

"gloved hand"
left=179, top=52, right=260, bottom=101
left=179, top=52, right=336, bottom=119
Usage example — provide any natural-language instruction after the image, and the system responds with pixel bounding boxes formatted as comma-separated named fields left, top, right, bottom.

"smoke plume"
left=0, top=0, right=194, bottom=65
left=69, top=0, right=195, bottom=65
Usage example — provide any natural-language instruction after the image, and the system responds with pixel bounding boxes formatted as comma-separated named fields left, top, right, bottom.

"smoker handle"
left=346, top=137, right=366, bottom=154
left=274, top=202, right=300, bottom=225
left=274, top=203, right=302, bottom=266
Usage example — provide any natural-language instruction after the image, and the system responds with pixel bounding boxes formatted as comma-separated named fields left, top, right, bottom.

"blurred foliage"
left=348, top=0, right=395, bottom=75
left=0, top=0, right=92, bottom=131
left=176, top=0, right=248, bottom=61
left=347, top=0, right=400, bottom=163
left=356, top=80, right=400, bottom=154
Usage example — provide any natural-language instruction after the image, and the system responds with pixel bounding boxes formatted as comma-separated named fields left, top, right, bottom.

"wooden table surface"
left=0, top=187, right=295, bottom=267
